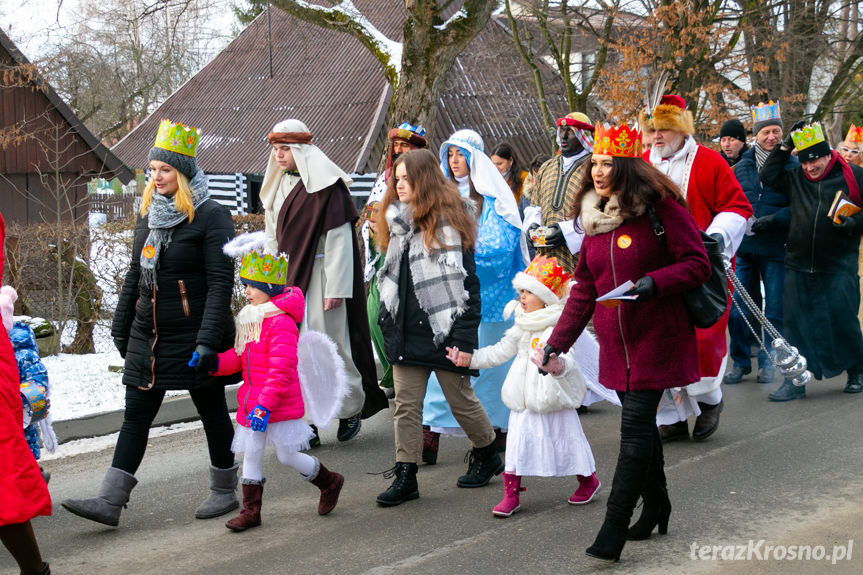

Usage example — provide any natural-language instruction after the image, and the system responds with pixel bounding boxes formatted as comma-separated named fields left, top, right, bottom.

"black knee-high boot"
left=586, top=390, right=661, bottom=561
left=627, top=426, right=672, bottom=540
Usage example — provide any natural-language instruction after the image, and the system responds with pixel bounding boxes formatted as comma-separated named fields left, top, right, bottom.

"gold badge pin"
left=617, top=235, right=632, bottom=249
left=142, top=245, right=156, bottom=259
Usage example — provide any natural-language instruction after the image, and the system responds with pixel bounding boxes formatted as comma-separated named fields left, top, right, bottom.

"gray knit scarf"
left=377, top=202, right=469, bottom=346
left=140, top=169, right=211, bottom=289
left=754, top=142, right=770, bottom=171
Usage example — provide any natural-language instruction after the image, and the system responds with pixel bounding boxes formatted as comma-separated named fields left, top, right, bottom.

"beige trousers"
left=392, top=364, right=494, bottom=464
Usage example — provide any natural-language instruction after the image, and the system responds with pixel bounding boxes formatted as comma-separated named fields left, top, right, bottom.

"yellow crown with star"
left=791, top=122, right=826, bottom=151
left=593, top=123, right=642, bottom=158
left=239, top=251, right=287, bottom=286
left=751, top=101, right=781, bottom=123
left=153, top=119, right=200, bottom=157
left=846, top=124, right=863, bottom=144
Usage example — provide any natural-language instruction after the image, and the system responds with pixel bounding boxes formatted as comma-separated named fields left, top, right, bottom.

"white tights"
left=241, top=439, right=317, bottom=482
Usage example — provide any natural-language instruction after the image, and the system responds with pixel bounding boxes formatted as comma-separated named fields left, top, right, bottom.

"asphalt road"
left=4, top=374, right=862, bottom=575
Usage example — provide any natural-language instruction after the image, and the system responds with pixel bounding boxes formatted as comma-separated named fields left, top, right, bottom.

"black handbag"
left=647, top=206, right=729, bottom=329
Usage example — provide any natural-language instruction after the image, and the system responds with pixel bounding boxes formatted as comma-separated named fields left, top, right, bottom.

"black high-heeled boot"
left=586, top=521, right=627, bottom=561
left=627, top=487, right=672, bottom=540
left=586, top=389, right=662, bottom=562
left=628, top=426, right=671, bottom=540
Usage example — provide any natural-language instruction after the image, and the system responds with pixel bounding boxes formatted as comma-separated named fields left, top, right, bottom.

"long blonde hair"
left=139, top=170, right=196, bottom=221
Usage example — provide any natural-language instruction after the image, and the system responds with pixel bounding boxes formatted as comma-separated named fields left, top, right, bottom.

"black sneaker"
left=309, top=425, right=321, bottom=449
left=337, top=413, right=362, bottom=442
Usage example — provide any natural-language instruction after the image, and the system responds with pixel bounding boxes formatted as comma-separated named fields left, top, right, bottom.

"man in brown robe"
left=261, top=119, right=387, bottom=442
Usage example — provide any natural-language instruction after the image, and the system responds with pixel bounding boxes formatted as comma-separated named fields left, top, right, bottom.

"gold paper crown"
left=791, top=122, right=826, bottom=151
left=523, top=255, right=572, bottom=298
left=153, top=119, right=200, bottom=157
left=593, top=123, right=642, bottom=158
left=845, top=124, right=863, bottom=144
left=751, top=100, right=781, bottom=123
left=239, top=252, right=288, bottom=286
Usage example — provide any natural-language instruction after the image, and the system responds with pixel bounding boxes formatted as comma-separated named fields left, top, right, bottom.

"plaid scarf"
left=377, top=202, right=469, bottom=346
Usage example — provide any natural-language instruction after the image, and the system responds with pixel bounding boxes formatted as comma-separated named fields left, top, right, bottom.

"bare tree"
left=267, top=0, right=497, bottom=140
left=35, top=0, right=236, bottom=142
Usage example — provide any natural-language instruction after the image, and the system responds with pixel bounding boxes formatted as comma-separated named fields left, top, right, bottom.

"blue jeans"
left=728, top=254, right=785, bottom=369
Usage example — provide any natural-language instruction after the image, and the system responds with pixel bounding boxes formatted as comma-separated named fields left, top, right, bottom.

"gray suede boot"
left=195, top=464, right=239, bottom=519
left=61, top=467, right=138, bottom=527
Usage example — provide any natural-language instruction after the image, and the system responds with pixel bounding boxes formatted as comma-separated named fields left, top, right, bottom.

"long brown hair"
left=572, top=155, right=687, bottom=226
left=375, top=149, right=477, bottom=252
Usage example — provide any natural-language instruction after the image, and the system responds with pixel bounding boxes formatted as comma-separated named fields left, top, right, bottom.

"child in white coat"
left=447, top=255, right=604, bottom=517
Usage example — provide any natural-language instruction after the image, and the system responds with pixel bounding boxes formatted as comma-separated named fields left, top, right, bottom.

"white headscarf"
left=439, top=129, right=528, bottom=263
left=259, top=119, right=353, bottom=212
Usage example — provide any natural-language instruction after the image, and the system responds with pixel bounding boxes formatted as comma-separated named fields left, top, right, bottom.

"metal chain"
left=723, top=257, right=790, bottom=367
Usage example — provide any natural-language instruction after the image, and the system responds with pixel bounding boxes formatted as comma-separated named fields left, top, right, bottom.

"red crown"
left=523, top=256, right=572, bottom=298
left=846, top=124, right=863, bottom=144
left=593, top=123, right=642, bottom=158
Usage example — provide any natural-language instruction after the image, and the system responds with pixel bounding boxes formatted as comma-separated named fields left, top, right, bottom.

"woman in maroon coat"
left=541, top=124, right=710, bottom=562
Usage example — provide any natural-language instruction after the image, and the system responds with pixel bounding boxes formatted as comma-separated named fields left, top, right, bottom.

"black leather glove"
left=194, top=344, right=218, bottom=374
left=709, top=232, right=726, bottom=253
left=113, top=337, right=128, bottom=359
left=782, top=120, right=806, bottom=150
left=538, top=343, right=560, bottom=375
left=525, top=223, right=540, bottom=244
left=750, top=215, right=776, bottom=235
left=833, top=213, right=862, bottom=235
left=624, top=276, right=657, bottom=301
left=543, top=223, right=566, bottom=248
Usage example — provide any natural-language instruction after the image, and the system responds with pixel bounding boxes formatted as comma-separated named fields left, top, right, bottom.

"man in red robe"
left=639, top=95, right=753, bottom=442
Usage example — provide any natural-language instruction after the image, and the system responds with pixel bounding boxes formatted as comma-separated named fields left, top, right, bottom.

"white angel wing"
left=296, top=331, right=350, bottom=429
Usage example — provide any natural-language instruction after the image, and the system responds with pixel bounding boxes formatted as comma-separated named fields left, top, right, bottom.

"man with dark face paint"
left=522, top=112, right=595, bottom=273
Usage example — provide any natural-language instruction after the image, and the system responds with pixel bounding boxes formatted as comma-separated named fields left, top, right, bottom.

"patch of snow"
left=43, top=351, right=189, bottom=421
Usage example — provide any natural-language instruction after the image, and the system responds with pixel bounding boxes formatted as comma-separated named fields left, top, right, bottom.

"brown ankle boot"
left=225, top=481, right=263, bottom=531
left=309, top=463, right=344, bottom=515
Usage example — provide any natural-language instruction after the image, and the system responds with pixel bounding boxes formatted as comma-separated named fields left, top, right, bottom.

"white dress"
left=470, top=302, right=609, bottom=477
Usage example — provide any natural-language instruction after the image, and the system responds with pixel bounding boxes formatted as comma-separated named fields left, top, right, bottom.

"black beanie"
left=148, top=147, right=198, bottom=180
left=241, top=278, right=285, bottom=298
left=719, top=119, right=747, bottom=143
left=753, top=117, right=783, bottom=137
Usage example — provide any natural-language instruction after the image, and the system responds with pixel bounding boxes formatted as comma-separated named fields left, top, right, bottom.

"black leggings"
left=112, top=385, right=235, bottom=474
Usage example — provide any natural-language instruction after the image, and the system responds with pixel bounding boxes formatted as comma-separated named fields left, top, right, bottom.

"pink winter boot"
left=568, top=473, right=601, bottom=505
left=492, top=473, right=524, bottom=517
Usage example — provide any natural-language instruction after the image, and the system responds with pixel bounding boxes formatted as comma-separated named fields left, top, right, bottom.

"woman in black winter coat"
left=62, top=120, right=240, bottom=527
left=374, top=149, right=503, bottom=507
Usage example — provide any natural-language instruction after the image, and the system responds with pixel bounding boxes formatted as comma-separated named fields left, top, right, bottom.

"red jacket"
left=215, top=287, right=306, bottom=427
left=0, top=213, right=52, bottom=524
left=547, top=197, right=711, bottom=391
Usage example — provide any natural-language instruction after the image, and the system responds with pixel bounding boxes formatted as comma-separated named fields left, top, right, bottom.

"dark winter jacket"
left=733, top=146, right=798, bottom=260
left=547, top=196, right=711, bottom=391
left=379, top=248, right=481, bottom=376
left=760, top=147, right=863, bottom=274
left=111, top=199, right=239, bottom=390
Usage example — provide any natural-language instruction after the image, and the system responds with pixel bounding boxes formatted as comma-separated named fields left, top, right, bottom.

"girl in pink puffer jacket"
left=213, top=237, right=344, bottom=531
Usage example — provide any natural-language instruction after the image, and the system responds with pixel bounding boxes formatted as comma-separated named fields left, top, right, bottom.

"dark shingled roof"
left=112, top=4, right=568, bottom=176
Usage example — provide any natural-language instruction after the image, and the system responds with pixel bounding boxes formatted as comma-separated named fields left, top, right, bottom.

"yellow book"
left=827, top=190, right=861, bottom=225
